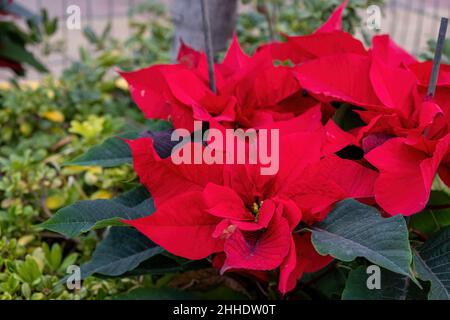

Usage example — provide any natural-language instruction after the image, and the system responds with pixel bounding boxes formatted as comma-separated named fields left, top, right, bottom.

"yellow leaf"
left=46, top=89, right=55, bottom=99
left=19, top=123, right=32, bottom=136
left=45, top=194, right=66, bottom=210
left=90, top=190, right=114, bottom=200
left=0, top=82, right=11, bottom=90
left=42, top=110, right=65, bottom=123
left=115, top=78, right=129, bottom=90
left=62, top=165, right=102, bottom=175
left=18, top=235, right=35, bottom=247
left=20, top=81, right=39, bottom=90
left=31, top=248, right=46, bottom=272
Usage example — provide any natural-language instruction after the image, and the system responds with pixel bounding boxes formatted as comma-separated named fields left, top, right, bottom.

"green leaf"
left=414, top=226, right=450, bottom=300
left=125, top=255, right=208, bottom=276
left=48, top=243, right=62, bottom=270
left=0, top=34, right=48, bottom=72
left=410, top=190, right=450, bottom=235
left=302, top=266, right=348, bottom=299
left=66, top=131, right=139, bottom=167
left=80, top=227, right=163, bottom=279
left=111, top=287, right=198, bottom=300
left=342, top=266, right=426, bottom=300
left=39, top=186, right=153, bottom=238
left=111, top=286, right=246, bottom=300
left=332, top=104, right=365, bottom=131
left=311, top=199, right=413, bottom=278
left=16, top=256, right=42, bottom=284
left=83, top=26, right=100, bottom=44
left=66, top=121, right=173, bottom=168
left=59, top=253, right=78, bottom=273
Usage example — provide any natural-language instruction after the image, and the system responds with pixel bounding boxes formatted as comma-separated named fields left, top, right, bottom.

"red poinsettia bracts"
left=315, top=0, right=348, bottom=34
left=121, top=34, right=317, bottom=132
left=291, top=39, right=450, bottom=216
left=118, top=0, right=450, bottom=295
left=275, top=9, right=450, bottom=216
left=123, top=124, right=377, bottom=293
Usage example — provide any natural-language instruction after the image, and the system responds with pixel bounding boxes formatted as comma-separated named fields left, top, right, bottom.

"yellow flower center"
left=251, top=200, right=264, bottom=221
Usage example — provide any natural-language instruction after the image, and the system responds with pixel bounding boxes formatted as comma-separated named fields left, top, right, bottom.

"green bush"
left=237, top=0, right=385, bottom=52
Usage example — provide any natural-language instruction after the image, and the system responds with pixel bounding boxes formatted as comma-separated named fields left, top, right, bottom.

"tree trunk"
left=169, top=0, right=238, bottom=60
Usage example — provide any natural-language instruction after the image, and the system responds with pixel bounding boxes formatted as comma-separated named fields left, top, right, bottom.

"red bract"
left=357, top=45, right=450, bottom=216
left=120, top=34, right=318, bottom=132
left=123, top=124, right=377, bottom=293
left=315, top=0, right=348, bottom=34
left=292, top=42, right=450, bottom=216
left=275, top=11, right=450, bottom=216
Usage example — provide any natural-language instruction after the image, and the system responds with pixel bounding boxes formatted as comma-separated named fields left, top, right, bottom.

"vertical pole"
left=427, top=17, right=448, bottom=98
left=200, top=0, right=217, bottom=93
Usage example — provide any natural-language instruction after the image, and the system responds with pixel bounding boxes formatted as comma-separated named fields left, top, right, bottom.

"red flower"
left=280, top=23, right=450, bottom=216
left=315, top=0, right=348, bottom=34
left=123, top=125, right=377, bottom=293
left=358, top=42, right=450, bottom=216
left=256, top=0, right=363, bottom=64
left=120, top=34, right=314, bottom=132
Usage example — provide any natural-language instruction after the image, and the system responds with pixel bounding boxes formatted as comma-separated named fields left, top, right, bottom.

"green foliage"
left=81, top=1, right=172, bottom=70
left=80, top=227, right=164, bottom=279
left=414, top=227, right=450, bottom=300
left=0, top=7, right=62, bottom=76
left=67, top=132, right=139, bottom=168
left=237, top=0, right=385, bottom=53
left=311, top=199, right=413, bottom=278
left=0, top=236, right=139, bottom=300
left=421, top=38, right=450, bottom=64
left=342, top=266, right=426, bottom=300
left=411, top=190, right=450, bottom=236
left=0, top=1, right=175, bottom=300
left=111, top=287, right=198, bottom=300
left=40, top=187, right=153, bottom=238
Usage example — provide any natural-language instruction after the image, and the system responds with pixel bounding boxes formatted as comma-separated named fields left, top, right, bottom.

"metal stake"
left=427, top=17, right=448, bottom=98
left=200, top=0, right=217, bottom=93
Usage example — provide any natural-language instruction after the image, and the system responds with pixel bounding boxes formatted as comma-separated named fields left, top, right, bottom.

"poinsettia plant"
left=42, top=1, right=450, bottom=299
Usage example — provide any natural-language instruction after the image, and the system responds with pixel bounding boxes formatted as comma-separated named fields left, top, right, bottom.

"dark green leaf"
left=111, top=286, right=246, bottom=300
left=332, top=104, right=365, bottom=131
left=0, top=34, right=47, bottom=72
left=66, top=127, right=176, bottom=167
left=342, top=266, right=426, bottom=300
left=302, top=266, right=348, bottom=299
left=39, top=186, right=153, bottom=238
left=311, top=199, right=413, bottom=278
left=80, top=227, right=163, bottom=279
left=410, top=190, right=450, bottom=235
left=83, top=26, right=100, bottom=44
left=125, top=255, right=209, bottom=276
left=111, top=287, right=197, bottom=300
left=66, top=131, right=139, bottom=167
left=414, top=226, right=450, bottom=300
